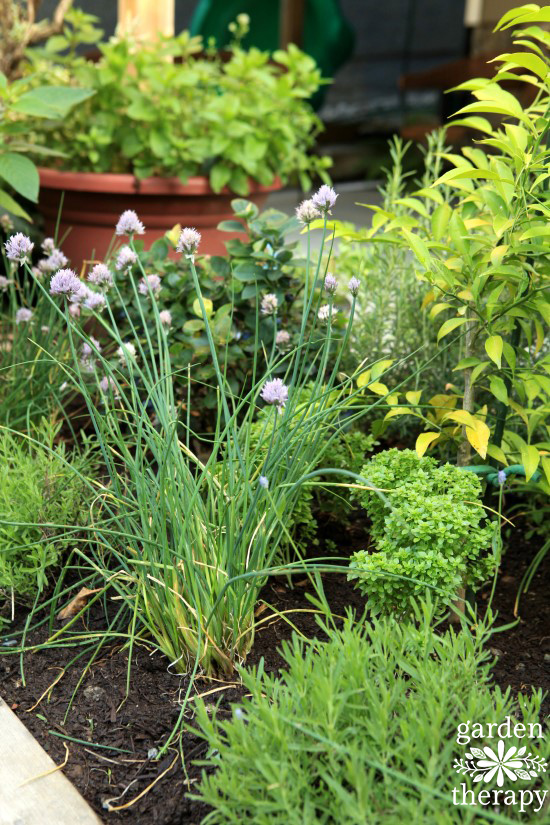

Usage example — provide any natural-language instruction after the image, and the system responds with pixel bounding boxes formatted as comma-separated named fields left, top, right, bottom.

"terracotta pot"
left=38, top=168, right=282, bottom=267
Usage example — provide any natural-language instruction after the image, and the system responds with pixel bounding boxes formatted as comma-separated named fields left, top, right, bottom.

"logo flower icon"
left=454, top=739, right=548, bottom=785
left=469, top=741, right=525, bottom=786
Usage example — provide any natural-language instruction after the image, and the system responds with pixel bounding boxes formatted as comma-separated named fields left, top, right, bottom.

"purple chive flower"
left=324, top=274, right=338, bottom=294
left=4, top=233, right=34, bottom=264
left=295, top=199, right=321, bottom=225
left=0, top=275, right=10, bottom=291
left=259, top=475, right=269, bottom=489
left=41, top=237, right=56, bottom=254
left=117, top=342, right=137, bottom=363
left=15, top=307, right=33, bottom=324
left=138, top=274, right=162, bottom=296
left=348, top=277, right=360, bottom=296
left=115, top=246, right=138, bottom=272
left=275, top=329, right=290, bottom=349
left=88, top=263, right=113, bottom=287
left=497, top=469, right=507, bottom=485
left=318, top=304, right=332, bottom=323
left=159, top=309, right=172, bottom=327
left=176, top=227, right=201, bottom=255
left=84, top=291, right=107, bottom=311
left=260, top=377, right=289, bottom=409
left=69, top=303, right=81, bottom=318
left=99, top=375, right=120, bottom=398
left=82, top=336, right=101, bottom=357
left=261, top=293, right=278, bottom=315
left=38, top=248, right=69, bottom=274
left=311, top=184, right=338, bottom=214
left=50, top=268, right=82, bottom=296
left=115, top=210, right=145, bottom=236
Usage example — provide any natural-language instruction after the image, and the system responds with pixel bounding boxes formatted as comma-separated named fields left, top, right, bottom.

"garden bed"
left=1, top=523, right=547, bottom=825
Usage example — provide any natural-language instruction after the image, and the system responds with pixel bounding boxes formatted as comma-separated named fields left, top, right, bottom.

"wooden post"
left=279, top=0, right=305, bottom=49
left=117, top=0, right=175, bottom=38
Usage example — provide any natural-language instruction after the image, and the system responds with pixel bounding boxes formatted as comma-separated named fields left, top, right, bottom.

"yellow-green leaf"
left=368, top=382, right=389, bottom=396
left=416, top=432, right=440, bottom=458
left=521, top=444, right=540, bottom=482
left=371, top=359, right=394, bottom=380
left=356, top=370, right=372, bottom=389
left=486, top=443, right=508, bottom=465
left=193, top=298, right=213, bottom=319
left=437, top=317, right=469, bottom=342
left=485, top=335, right=503, bottom=368
left=465, top=418, right=490, bottom=459
left=489, top=376, right=508, bottom=404
left=405, top=390, right=422, bottom=405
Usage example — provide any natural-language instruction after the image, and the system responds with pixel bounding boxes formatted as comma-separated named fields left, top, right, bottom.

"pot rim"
left=38, top=167, right=282, bottom=196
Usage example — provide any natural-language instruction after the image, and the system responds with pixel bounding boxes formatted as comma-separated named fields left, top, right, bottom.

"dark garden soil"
left=0, top=520, right=548, bottom=825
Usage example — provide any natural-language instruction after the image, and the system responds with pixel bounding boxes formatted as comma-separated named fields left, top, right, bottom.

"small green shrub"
left=348, top=449, right=496, bottom=615
left=0, top=420, right=96, bottom=607
left=191, top=605, right=547, bottom=824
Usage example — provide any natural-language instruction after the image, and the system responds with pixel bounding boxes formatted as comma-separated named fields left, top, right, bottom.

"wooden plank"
left=279, top=0, right=305, bottom=49
left=0, top=697, right=102, bottom=825
left=117, top=0, right=175, bottom=38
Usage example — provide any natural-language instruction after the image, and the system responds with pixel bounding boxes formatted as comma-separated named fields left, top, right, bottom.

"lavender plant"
left=6, top=189, right=386, bottom=677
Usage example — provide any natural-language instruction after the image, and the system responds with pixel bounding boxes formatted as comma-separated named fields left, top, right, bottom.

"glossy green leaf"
left=0, top=153, right=39, bottom=202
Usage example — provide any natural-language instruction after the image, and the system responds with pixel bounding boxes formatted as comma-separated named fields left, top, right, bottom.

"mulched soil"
left=0, top=517, right=548, bottom=825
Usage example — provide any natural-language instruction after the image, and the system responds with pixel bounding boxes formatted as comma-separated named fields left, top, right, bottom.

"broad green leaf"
left=453, top=357, right=483, bottom=371
left=384, top=406, right=415, bottom=420
left=210, top=163, right=232, bottom=193
left=367, top=382, right=389, bottom=396
left=12, top=86, right=94, bottom=118
left=465, top=418, right=490, bottom=460
left=489, top=375, right=508, bottom=404
left=183, top=319, right=205, bottom=334
left=521, top=444, right=540, bottom=482
left=491, top=52, right=549, bottom=81
left=0, top=189, right=32, bottom=220
left=519, top=225, right=550, bottom=241
left=0, top=153, right=39, bottom=202
left=217, top=219, right=245, bottom=232
left=486, top=443, right=508, bottom=465
left=405, top=390, right=422, bottom=405
left=193, top=298, right=213, bottom=319
left=437, top=317, right=469, bottom=342
left=485, top=335, right=503, bottom=368
left=416, top=432, right=440, bottom=458
left=371, top=359, right=394, bottom=380
left=430, top=203, right=452, bottom=241
left=401, top=229, right=431, bottom=267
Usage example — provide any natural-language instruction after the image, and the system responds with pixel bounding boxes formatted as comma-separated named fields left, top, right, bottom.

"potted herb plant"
left=26, top=12, right=331, bottom=260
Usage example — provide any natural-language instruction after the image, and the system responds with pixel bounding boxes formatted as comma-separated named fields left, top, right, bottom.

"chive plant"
left=4, top=188, right=389, bottom=676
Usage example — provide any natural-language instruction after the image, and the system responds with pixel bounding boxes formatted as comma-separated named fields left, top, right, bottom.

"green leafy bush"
left=0, top=420, right=96, bottom=607
left=107, top=199, right=312, bottom=411
left=191, top=605, right=547, bottom=824
left=348, top=449, right=496, bottom=615
left=26, top=13, right=330, bottom=191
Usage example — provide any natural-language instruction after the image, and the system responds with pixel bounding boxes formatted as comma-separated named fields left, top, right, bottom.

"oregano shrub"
left=348, top=449, right=496, bottom=615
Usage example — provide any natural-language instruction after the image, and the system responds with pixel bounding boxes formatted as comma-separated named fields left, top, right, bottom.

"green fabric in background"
left=189, top=0, right=355, bottom=108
